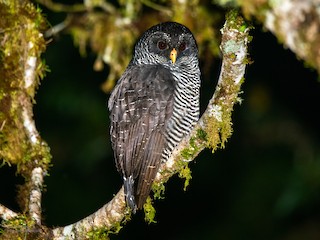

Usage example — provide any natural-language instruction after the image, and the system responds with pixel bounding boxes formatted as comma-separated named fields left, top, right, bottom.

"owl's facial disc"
left=148, top=33, right=192, bottom=65
left=134, top=22, right=198, bottom=66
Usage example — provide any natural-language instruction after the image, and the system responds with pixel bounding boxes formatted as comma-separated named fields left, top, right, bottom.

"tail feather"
left=123, top=175, right=137, bottom=213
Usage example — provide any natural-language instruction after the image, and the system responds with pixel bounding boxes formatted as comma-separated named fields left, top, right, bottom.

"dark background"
left=1, top=4, right=320, bottom=240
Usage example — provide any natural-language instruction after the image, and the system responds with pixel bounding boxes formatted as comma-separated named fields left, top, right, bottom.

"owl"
left=108, top=22, right=200, bottom=212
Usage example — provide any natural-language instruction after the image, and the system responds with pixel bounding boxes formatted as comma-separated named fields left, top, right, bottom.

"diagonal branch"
left=52, top=188, right=127, bottom=239
left=155, top=10, right=250, bottom=185
left=0, top=204, right=18, bottom=221
left=264, top=0, right=320, bottom=73
left=51, top=10, right=251, bottom=240
left=228, top=0, right=320, bottom=74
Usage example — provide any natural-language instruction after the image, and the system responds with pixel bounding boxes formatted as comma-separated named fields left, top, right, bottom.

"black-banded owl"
left=108, top=22, right=200, bottom=212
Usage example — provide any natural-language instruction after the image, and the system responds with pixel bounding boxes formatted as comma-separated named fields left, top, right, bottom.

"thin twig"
left=28, top=167, right=44, bottom=225
left=44, top=19, right=70, bottom=38
left=140, top=0, right=172, bottom=15
left=36, top=0, right=87, bottom=12
left=36, top=0, right=116, bottom=13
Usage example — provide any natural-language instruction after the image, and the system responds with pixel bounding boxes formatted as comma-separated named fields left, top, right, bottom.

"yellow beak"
left=170, top=48, right=177, bottom=64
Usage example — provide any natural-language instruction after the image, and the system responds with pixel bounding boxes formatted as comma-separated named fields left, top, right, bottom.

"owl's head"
left=133, top=22, right=198, bottom=67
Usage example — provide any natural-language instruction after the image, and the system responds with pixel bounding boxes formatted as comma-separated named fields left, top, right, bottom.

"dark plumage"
left=108, top=22, right=200, bottom=212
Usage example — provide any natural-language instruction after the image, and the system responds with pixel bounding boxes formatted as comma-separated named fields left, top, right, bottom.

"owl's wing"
left=108, top=64, right=175, bottom=209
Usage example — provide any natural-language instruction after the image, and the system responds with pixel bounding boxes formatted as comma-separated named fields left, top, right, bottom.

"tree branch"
left=52, top=188, right=126, bottom=239
left=0, top=0, right=50, bottom=232
left=51, top=10, right=251, bottom=239
left=156, top=12, right=250, bottom=183
left=264, top=0, right=320, bottom=72
left=222, top=0, right=320, bottom=73
left=21, top=41, right=46, bottom=225
left=0, top=204, right=18, bottom=221
left=28, top=167, right=45, bottom=225
left=36, top=0, right=116, bottom=13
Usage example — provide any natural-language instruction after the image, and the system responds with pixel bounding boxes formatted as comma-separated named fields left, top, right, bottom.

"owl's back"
left=109, top=64, right=175, bottom=209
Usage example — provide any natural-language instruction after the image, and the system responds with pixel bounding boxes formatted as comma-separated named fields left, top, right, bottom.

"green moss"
left=180, top=135, right=201, bottom=160
left=86, top=228, right=110, bottom=240
left=204, top=11, right=250, bottom=152
left=205, top=80, right=239, bottom=151
left=178, top=164, right=192, bottom=191
left=239, top=24, right=247, bottom=33
left=152, top=182, right=166, bottom=200
left=0, top=0, right=48, bottom=168
left=2, top=215, right=32, bottom=228
left=181, top=147, right=194, bottom=159
left=109, top=221, right=123, bottom=235
left=205, top=117, right=220, bottom=152
left=20, top=140, right=52, bottom=172
left=86, top=219, right=124, bottom=240
left=225, top=9, right=253, bottom=34
left=37, top=59, right=51, bottom=80
left=0, top=0, right=52, bottom=215
left=225, top=9, right=241, bottom=27
left=0, top=215, right=53, bottom=240
left=143, top=197, right=157, bottom=224
left=196, top=128, right=208, bottom=141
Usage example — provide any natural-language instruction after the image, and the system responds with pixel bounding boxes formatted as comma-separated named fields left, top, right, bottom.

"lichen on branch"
left=229, top=0, right=320, bottom=74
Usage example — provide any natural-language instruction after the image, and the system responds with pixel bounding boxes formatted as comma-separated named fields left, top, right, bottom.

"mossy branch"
left=215, top=0, right=320, bottom=74
left=263, top=0, right=320, bottom=73
left=0, top=0, right=51, bottom=238
left=50, top=10, right=251, bottom=239
left=155, top=9, right=250, bottom=185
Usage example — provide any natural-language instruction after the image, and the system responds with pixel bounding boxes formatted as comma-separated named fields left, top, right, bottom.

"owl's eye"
left=157, top=41, right=168, bottom=50
left=178, top=42, right=187, bottom=52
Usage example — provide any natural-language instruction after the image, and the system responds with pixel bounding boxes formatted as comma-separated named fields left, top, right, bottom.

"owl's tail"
left=123, top=175, right=137, bottom=213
